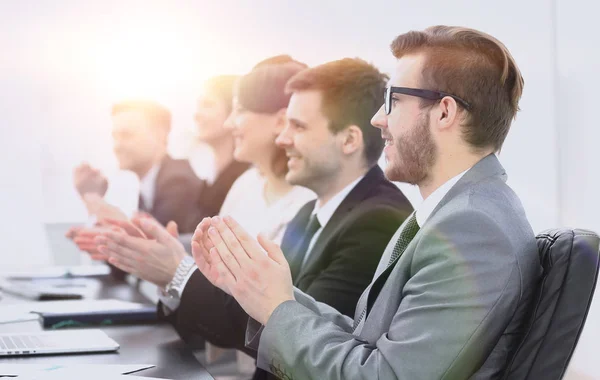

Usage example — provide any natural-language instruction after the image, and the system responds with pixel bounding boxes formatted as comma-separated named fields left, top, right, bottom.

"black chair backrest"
left=503, top=229, right=600, bottom=379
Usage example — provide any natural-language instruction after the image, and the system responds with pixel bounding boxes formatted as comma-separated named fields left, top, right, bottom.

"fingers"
left=200, top=220, right=215, bottom=251
left=72, top=234, right=107, bottom=260
left=207, top=225, right=243, bottom=279
left=73, top=236, right=96, bottom=250
left=74, top=227, right=104, bottom=239
left=222, top=216, right=264, bottom=259
left=133, top=211, right=153, bottom=220
left=97, top=230, right=147, bottom=254
left=192, top=218, right=214, bottom=258
left=209, top=246, right=236, bottom=294
left=73, top=234, right=98, bottom=250
left=193, top=240, right=216, bottom=284
left=135, top=218, right=174, bottom=244
left=97, top=238, right=139, bottom=272
left=257, top=233, right=287, bottom=265
left=211, top=217, right=252, bottom=261
left=191, top=224, right=212, bottom=265
left=103, top=218, right=146, bottom=238
left=65, top=226, right=82, bottom=239
left=166, top=221, right=179, bottom=238
left=135, top=218, right=157, bottom=239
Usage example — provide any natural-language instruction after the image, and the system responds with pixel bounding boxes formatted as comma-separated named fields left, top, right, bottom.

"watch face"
left=167, top=287, right=179, bottom=298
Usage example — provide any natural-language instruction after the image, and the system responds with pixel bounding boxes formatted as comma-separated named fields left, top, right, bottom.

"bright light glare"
left=85, top=23, right=209, bottom=101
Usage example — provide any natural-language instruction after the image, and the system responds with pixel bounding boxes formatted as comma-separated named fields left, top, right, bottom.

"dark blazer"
left=160, top=165, right=413, bottom=379
left=147, top=156, right=248, bottom=234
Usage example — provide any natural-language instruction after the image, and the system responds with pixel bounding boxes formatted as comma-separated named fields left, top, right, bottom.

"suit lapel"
left=295, top=166, right=386, bottom=284
left=360, top=154, right=507, bottom=320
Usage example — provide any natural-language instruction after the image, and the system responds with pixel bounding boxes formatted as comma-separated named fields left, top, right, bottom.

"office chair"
left=502, top=229, right=600, bottom=379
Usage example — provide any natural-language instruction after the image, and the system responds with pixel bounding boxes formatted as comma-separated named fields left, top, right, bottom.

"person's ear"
left=434, top=97, right=460, bottom=132
left=340, top=125, right=363, bottom=156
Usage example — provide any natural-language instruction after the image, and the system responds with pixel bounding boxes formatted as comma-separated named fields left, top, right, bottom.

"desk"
left=0, top=275, right=214, bottom=380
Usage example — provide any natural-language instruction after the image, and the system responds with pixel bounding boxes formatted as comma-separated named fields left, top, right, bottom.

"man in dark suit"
left=70, top=100, right=204, bottom=233
left=95, top=58, right=412, bottom=378
left=194, top=26, right=542, bottom=380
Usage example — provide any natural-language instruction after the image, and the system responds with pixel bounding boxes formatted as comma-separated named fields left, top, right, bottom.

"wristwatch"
left=164, top=256, right=196, bottom=299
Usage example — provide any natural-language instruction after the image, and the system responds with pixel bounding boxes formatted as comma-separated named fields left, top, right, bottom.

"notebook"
left=39, top=305, right=158, bottom=329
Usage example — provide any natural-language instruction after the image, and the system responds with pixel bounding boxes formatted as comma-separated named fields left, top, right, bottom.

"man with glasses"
left=193, top=25, right=542, bottom=379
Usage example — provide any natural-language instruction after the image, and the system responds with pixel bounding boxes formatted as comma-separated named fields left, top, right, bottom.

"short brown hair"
left=112, top=100, right=171, bottom=133
left=285, top=58, right=388, bottom=166
left=391, top=25, right=524, bottom=152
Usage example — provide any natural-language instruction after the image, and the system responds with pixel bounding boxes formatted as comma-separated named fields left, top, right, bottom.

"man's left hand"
left=205, top=216, right=294, bottom=325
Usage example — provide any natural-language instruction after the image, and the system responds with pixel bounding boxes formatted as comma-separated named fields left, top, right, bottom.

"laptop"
left=0, top=329, right=119, bottom=356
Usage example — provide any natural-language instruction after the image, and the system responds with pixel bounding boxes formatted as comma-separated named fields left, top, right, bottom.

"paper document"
left=0, top=311, right=39, bottom=325
left=1, top=299, right=149, bottom=314
left=0, top=363, right=156, bottom=377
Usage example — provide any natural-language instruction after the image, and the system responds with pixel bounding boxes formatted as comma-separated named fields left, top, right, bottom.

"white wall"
left=2, top=0, right=559, bottom=231
left=556, top=1, right=600, bottom=378
left=0, top=0, right=597, bottom=376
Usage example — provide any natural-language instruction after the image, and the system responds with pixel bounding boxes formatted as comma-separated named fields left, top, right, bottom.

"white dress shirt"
left=138, top=163, right=161, bottom=211
left=415, top=168, right=469, bottom=227
left=301, top=175, right=364, bottom=267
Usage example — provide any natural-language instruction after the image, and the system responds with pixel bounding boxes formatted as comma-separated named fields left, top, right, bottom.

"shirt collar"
left=312, top=175, right=364, bottom=227
left=139, top=163, right=161, bottom=209
left=415, top=168, right=469, bottom=227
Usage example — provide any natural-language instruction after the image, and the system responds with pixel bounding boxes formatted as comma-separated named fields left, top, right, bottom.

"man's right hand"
left=74, top=162, right=108, bottom=198
left=70, top=226, right=119, bottom=261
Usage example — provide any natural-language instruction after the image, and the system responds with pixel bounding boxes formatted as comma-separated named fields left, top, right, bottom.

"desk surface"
left=0, top=275, right=214, bottom=380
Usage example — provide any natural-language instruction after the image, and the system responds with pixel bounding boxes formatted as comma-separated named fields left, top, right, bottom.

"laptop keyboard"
left=0, top=335, right=51, bottom=351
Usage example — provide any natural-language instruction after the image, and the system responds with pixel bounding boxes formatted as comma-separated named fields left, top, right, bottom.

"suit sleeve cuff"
left=157, top=266, right=197, bottom=314
left=251, top=300, right=308, bottom=372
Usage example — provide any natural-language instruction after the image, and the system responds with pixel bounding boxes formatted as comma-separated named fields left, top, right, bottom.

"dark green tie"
left=354, top=212, right=420, bottom=330
left=388, top=212, right=420, bottom=265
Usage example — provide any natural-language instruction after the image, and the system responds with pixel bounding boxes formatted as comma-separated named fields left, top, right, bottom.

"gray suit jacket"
left=245, top=154, right=542, bottom=380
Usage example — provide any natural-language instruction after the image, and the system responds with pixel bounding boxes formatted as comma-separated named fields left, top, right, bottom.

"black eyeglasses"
left=384, top=86, right=471, bottom=115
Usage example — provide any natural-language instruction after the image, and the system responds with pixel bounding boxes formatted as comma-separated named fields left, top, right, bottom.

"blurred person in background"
left=69, top=77, right=248, bottom=263
left=66, top=100, right=204, bottom=263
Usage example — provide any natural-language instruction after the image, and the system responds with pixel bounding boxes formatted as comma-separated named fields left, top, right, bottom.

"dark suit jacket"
left=146, top=156, right=248, bottom=234
left=159, top=165, right=413, bottom=379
